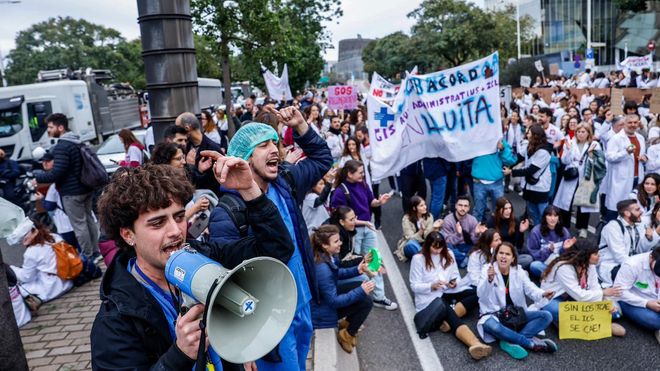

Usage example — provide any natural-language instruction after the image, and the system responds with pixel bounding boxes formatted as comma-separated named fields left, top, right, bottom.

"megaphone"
left=165, top=246, right=297, bottom=364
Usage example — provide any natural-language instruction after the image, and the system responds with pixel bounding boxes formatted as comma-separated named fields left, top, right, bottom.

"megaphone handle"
left=195, top=278, right=221, bottom=371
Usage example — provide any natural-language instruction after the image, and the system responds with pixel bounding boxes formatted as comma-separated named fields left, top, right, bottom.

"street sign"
left=586, top=48, right=594, bottom=59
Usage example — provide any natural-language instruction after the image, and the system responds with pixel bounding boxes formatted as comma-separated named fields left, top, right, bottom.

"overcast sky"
left=0, top=0, right=486, bottom=61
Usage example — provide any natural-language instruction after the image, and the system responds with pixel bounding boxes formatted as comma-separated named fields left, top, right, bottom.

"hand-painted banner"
left=262, top=64, right=293, bottom=101
left=621, top=54, right=653, bottom=70
left=328, top=85, right=358, bottom=110
left=369, top=72, right=396, bottom=101
left=367, top=52, right=502, bottom=181
left=559, top=301, right=612, bottom=340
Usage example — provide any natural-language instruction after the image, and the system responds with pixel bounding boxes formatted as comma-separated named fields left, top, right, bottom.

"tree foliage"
left=614, top=0, right=647, bottom=12
left=5, top=17, right=145, bottom=88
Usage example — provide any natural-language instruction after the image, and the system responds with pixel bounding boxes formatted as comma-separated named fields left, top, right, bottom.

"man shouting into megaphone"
left=90, top=161, right=295, bottom=370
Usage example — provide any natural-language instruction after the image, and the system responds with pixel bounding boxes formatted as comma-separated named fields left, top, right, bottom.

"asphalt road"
left=357, top=184, right=660, bottom=371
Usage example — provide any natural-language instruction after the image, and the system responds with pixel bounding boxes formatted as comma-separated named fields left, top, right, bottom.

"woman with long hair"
left=339, top=136, right=371, bottom=187
left=485, top=197, right=531, bottom=267
left=201, top=110, right=222, bottom=145
left=503, top=124, right=553, bottom=226
left=409, top=232, right=492, bottom=359
left=118, top=128, right=145, bottom=168
left=465, top=229, right=500, bottom=288
left=477, top=242, right=557, bottom=359
left=540, top=239, right=626, bottom=336
left=310, top=225, right=374, bottom=354
left=526, top=205, right=575, bottom=278
left=9, top=221, right=73, bottom=303
left=631, top=173, right=660, bottom=217
left=396, top=196, right=443, bottom=261
left=304, top=104, right=324, bottom=135
left=554, top=123, right=603, bottom=236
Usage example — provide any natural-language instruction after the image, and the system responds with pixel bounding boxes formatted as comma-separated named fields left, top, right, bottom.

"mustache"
left=161, top=239, right=183, bottom=252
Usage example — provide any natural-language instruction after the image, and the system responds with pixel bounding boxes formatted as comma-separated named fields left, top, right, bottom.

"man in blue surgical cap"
left=206, top=106, right=332, bottom=371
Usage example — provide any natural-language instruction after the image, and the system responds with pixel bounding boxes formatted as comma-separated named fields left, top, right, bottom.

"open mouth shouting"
left=161, top=239, right=184, bottom=255
left=265, top=157, right=279, bottom=172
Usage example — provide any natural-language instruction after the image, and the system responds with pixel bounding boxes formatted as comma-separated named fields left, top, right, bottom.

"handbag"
left=497, top=304, right=528, bottom=331
left=574, top=171, right=597, bottom=208
left=563, top=166, right=579, bottom=180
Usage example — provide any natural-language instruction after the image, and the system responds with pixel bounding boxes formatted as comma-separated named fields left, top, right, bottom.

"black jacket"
left=35, top=133, right=90, bottom=196
left=91, top=194, right=294, bottom=370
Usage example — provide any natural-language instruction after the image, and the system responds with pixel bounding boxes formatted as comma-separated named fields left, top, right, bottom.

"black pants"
left=414, top=297, right=463, bottom=338
left=371, top=183, right=381, bottom=227
left=398, top=172, right=427, bottom=211
left=337, top=281, right=374, bottom=336
left=559, top=207, right=590, bottom=231
left=441, top=288, right=479, bottom=313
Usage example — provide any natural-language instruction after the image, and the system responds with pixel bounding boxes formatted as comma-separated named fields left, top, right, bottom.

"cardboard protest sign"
left=328, top=85, right=358, bottom=110
left=611, top=89, right=624, bottom=115
left=367, top=52, right=502, bottom=181
left=370, top=72, right=396, bottom=101
left=650, top=89, right=660, bottom=113
left=559, top=301, right=612, bottom=340
left=520, top=76, right=531, bottom=88
left=549, top=63, right=560, bottom=76
left=535, top=60, right=544, bottom=72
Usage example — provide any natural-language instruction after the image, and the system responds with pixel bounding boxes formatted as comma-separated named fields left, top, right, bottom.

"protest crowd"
left=4, top=60, right=660, bottom=370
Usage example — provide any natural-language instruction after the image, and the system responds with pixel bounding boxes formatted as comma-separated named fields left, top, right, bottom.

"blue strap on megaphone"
left=195, top=277, right=221, bottom=371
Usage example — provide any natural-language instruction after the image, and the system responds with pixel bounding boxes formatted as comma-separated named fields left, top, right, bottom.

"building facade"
left=333, top=35, right=373, bottom=82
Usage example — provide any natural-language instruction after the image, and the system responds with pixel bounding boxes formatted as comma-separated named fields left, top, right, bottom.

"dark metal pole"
left=0, top=250, right=29, bottom=371
left=137, top=0, right=200, bottom=143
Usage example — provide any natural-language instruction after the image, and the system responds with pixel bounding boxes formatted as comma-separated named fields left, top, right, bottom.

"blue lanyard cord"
left=132, top=258, right=178, bottom=309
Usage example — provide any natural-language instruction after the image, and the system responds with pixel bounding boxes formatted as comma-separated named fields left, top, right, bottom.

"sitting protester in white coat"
left=465, top=229, right=499, bottom=288
left=598, top=199, right=660, bottom=286
left=477, top=242, right=556, bottom=360
left=603, top=114, right=647, bottom=221
left=645, top=138, right=660, bottom=175
left=613, top=246, right=660, bottom=344
left=10, top=222, right=73, bottom=303
left=540, top=239, right=626, bottom=336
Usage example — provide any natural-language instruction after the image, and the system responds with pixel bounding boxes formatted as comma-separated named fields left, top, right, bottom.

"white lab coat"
left=645, top=143, right=660, bottom=175
left=553, top=140, right=600, bottom=213
left=603, top=130, right=646, bottom=211
left=409, top=251, right=468, bottom=312
left=324, top=132, right=344, bottom=161
left=10, top=237, right=73, bottom=302
left=597, top=217, right=659, bottom=286
left=476, top=264, right=547, bottom=343
left=614, top=252, right=660, bottom=308
left=464, top=250, right=488, bottom=289
left=541, top=263, right=603, bottom=302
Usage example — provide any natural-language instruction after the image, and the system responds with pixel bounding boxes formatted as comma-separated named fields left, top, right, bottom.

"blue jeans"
left=429, top=176, right=448, bottom=219
left=404, top=240, right=422, bottom=260
left=353, top=226, right=385, bottom=301
left=256, top=302, right=313, bottom=371
left=529, top=261, right=547, bottom=279
left=449, top=243, right=472, bottom=268
left=620, top=301, right=660, bottom=330
left=473, top=179, right=504, bottom=222
left=527, top=201, right=548, bottom=226
left=483, top=310, right=553, bottom=348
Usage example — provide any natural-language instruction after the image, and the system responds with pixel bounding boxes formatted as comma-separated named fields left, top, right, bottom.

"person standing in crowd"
left=302, top=170, right=335, bottom=235
left=396, top=196, right=443, bottom=261
left=441, top=195, right=487, bottom=268
left=355, top=125, right=383, bottom=229
left=598, top=199, right=660, bottom=286
left=33, top=113, right=100, bottom=262
left=91, top=163, right=294, bottom=370
left=526, top=205, right=575, bottom=279
left=410, top=232, right=492, bottom=360
left=540, top=239, right=626, bottom=336
left=163, top=124, right=189, bottom=149
left=423, top=157, right=451, bottom=219
left=118, top=128, right=145, bottom=168
left=603, top=114, right=647, bottom=222
left=485, top=198, right=532, bottom=269
left=201, top=110, right=223, bottom=146
left=310, top=225, right=374, bottom=354
left=151, top=142, right=187, bottom=169
left=214, top=107, right=229, bottom=139
left=472, top=139, right=517, bottom=222
left=240, top=97, right=256, bottom=122
left=504, top=124, right=553, bottom=226
left=339, top=137, right=371, bottom=186
left=175, top=112, right=223, bottom=159
left=537, top=107, right=564, bottom=148
left=208, top=106, right=332, bottom=371
left=553, top=124, right=602, bottom=236
left=477, top=242, right=557, bottom=360
left=0, top=148, right=21, bottom=205
left=324, top=115, right=344, bottom=161
left=613, top=245, right=660, bottom=344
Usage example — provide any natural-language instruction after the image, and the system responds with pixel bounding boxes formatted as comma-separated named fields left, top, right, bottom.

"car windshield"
left=96, top=132, right=145, bottom=155
left=0, top=106, right=23, bottom=138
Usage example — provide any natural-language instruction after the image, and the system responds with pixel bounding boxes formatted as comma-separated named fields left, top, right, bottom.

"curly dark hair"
left=97, top=164, right=194, bottom=252
left=150, top=142, right=181, bottom=165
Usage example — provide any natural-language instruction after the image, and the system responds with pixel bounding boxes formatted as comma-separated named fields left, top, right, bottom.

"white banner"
left=262, top=64, right=293, bottom=101
left=367, top=52, right=503, bottom=181
left=621, top=54, right=653, bottom=70
left=369, top=72, right=396, bottom=101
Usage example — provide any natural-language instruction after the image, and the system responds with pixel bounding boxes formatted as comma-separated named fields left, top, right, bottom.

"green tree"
left=5, top=17, right=143, bottom=88
left=362, top=32, right=413, bottom=81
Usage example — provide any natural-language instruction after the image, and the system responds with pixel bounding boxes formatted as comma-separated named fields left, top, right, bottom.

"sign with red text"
left=328, top=85, right=358, bottom=110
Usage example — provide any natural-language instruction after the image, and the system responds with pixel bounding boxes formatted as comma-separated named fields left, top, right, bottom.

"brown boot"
left=338, top=318, right=349, bottom=330
left=337, top=328, right=355, bottom=353
left=439, top=321, right=451, bottom=333
left=453, top=302, right=467, bottom=318
left=455, top=325, right=492, bottom=360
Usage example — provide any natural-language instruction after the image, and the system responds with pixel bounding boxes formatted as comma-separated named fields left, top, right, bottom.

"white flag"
left=262, top=64, right=293, bottom=101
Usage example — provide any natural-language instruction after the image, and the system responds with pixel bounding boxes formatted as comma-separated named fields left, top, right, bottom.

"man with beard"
left=598, top=199, right=660, bottom=286
left=91, top=163, right=294, bottom=370
left=208, top=106, right=332, bottom=371
left=33, top=113, right=101, bottom=262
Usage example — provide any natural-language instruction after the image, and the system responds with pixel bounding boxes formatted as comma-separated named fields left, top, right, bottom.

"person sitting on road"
left=396, top=196, right=443, bottom=261
left=477, top=242, right=557, bottom=360
left=630, top=173, right=660, bottom=218
left=310, top=225, right=374, bottom=354
left=598, top=199, right=660, bottom=286
left=409, top=232, right=492, bottom=360
left=9, top=221, right=73, bottom=304
left=485, top=197, right=532, bottom=269
left=441, top=195, right=487, bottom=268
left=465, top=229, right=500, bottom=289
left=613, top=245, right=660, bottom=345
left=540, top=239, right=626, bottom=336
left=5, top=264, right=31, bottom=327
left=526, top=205, right=576, bottom=279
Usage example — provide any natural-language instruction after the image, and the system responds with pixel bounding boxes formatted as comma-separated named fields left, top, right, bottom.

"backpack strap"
left=599, top=219, right=626, bottom=250
left=340, top=183, right=352, bottom=207
left=217, top=193, right=248, bottom=238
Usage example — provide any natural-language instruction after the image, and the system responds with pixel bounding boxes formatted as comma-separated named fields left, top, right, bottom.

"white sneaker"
left=373, top=298, right=398, bottom=311
left=655, top=330, right=660, bottom=345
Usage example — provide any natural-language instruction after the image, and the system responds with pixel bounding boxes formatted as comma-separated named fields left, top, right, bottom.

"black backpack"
left=79, top=144, right=109, bottom=189
left=597, top=219, right=624, bottom=250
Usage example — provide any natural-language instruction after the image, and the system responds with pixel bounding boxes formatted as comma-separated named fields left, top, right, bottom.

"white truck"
left=0, top=69, right=142, bottom=162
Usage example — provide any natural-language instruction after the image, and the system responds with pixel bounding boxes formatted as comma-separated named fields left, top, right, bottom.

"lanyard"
left=131, top=258, right=178, bottom=311
left=625, top=226, right=640, bottom=255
